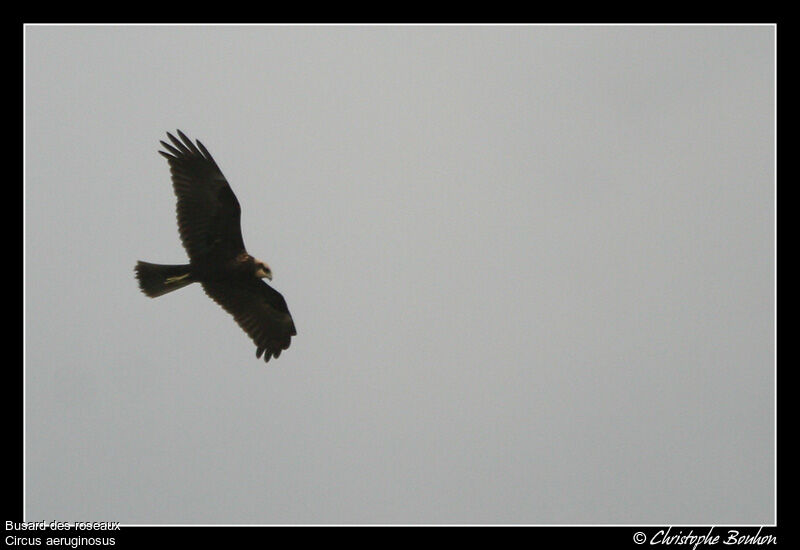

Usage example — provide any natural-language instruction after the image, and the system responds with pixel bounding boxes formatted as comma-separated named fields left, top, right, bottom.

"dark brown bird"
left=135, top=130, right=296, bottom=363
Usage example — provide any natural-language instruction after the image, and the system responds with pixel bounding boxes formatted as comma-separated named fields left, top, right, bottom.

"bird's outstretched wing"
left=201, top=278, right=296, bottom=363
left=159, top=130, right=246, bottom=261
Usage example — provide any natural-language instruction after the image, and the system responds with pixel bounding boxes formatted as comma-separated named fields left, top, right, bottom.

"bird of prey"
left=135, top=130, right=296, bottom=363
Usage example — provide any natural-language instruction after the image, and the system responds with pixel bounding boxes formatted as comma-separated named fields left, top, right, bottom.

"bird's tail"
left=135, top=261, right=195, bottom=298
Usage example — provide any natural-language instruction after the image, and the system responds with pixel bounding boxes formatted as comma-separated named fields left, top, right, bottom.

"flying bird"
left=135, top=130, right=296, bottom=363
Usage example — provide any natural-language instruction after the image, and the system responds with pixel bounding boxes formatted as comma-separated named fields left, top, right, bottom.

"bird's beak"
left=257, top=267, right=273, bottom=280
left=255, top=259, right=273, bottom=280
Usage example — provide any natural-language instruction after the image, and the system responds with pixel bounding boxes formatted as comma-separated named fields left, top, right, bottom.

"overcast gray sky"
left=24, top=25, right=774, bottom=525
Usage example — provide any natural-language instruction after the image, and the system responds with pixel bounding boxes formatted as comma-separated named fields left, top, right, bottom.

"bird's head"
left=254, top=259, right=273, bottom=281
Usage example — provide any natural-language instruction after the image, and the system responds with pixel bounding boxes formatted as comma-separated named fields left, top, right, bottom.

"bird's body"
left=135, top=131, right=296, bottom=363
